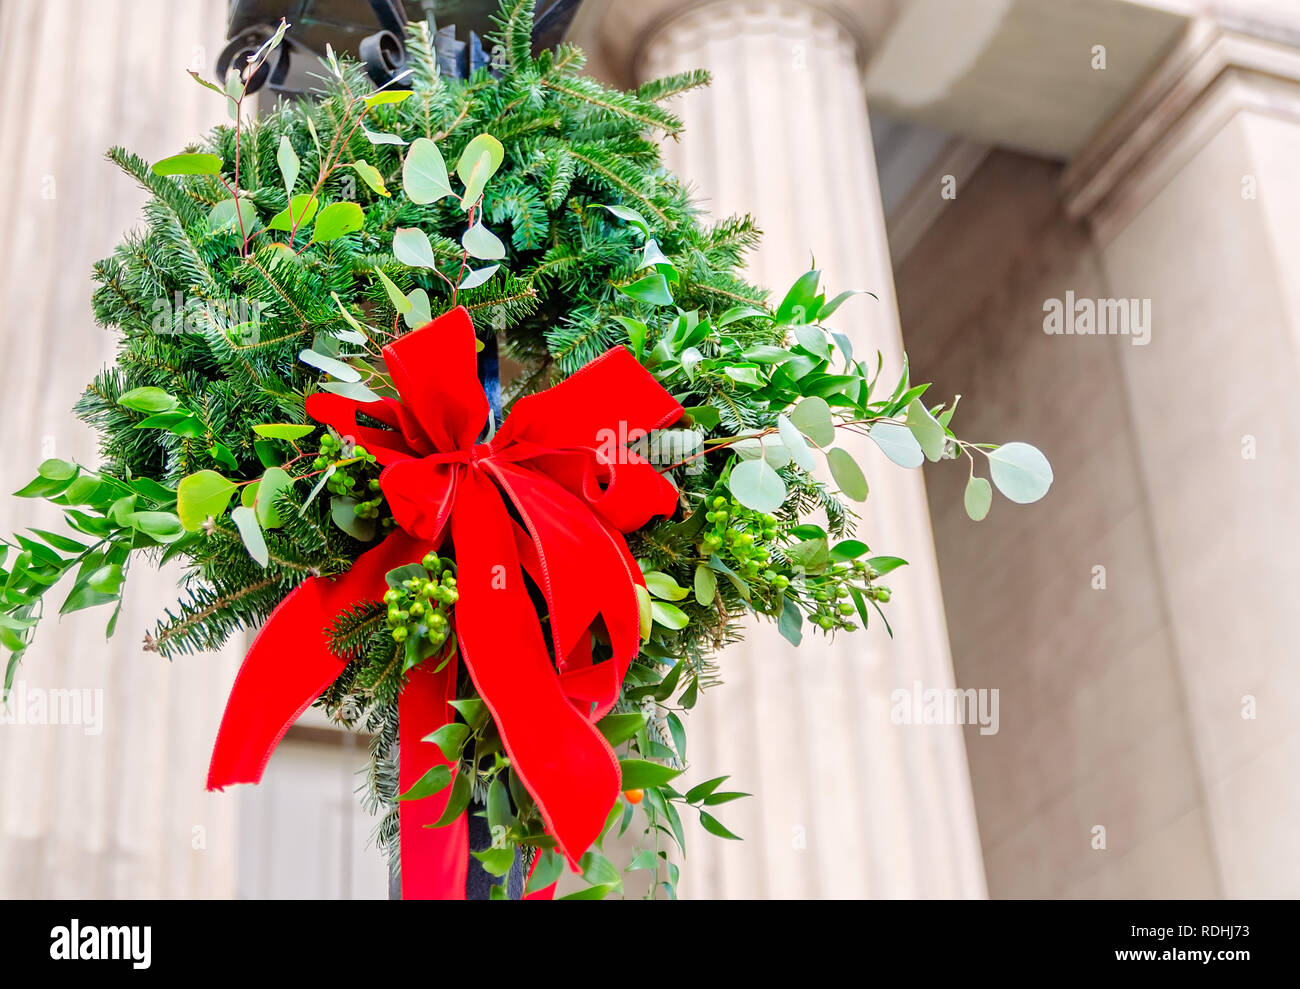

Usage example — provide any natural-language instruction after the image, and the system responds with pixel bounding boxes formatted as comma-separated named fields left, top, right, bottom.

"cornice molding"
left=1062, top=18, right=1300, bottom=241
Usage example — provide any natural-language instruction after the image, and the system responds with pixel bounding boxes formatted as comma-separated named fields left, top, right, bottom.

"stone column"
left=584, top=0, right=987, bottom=898
left=1061, top=21, right=1300, bottom=897
left=0, top=0, right=241, bottom=898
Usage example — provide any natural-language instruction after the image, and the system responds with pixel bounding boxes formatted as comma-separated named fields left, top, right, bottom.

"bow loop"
left=207, top=305, right=683, bottom=897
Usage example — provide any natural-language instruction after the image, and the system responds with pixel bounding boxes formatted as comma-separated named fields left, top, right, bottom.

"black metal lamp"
left=218, top=0, right=583, bottom=92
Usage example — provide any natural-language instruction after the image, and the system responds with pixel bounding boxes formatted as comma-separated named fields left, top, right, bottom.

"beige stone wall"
left=0, top=0, right=243, bottom=898
left=896, top=150, right=1222, bottom=897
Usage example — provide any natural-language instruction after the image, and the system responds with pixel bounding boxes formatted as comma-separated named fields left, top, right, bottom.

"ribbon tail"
left=452, top=467, right=621, bottom=871
left=207, top=531, right=430, bottom=789
left=398, top=658, right=469, bottom=899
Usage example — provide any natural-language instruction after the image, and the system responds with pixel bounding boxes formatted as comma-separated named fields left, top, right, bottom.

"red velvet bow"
left=206, top=306, right=682, bottom=898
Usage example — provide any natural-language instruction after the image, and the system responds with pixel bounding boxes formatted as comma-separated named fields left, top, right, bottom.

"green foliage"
left=0, top=0, right=1052, bottom=900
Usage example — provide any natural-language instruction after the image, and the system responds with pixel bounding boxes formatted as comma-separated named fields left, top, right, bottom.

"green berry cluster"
left=804, top=558, right=889, bottom=632
left=313, top=432, right=385, bottom=518
left=384, top=553, right=458, bottom=648
left=700, top=495, right=780, bottom=583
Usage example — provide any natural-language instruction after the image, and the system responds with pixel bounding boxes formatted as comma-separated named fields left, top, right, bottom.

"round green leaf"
left=777, top=414, right=817, bottom=473
left=177, top=470, right=237, bottom=531
left=404, top=288, right=432, bottom=329
left=462, top=222, right=506, bottom=260
left=402, top=137, right=453, bottom=204
left=350, top=159, right=389, bottom=197
left=906, top=398, right=947, bottom=462
left=458, top=264, right=499, bottom=290
left=255, top=467, right=294, bottom=528
left=207, top=197, right=260, bottom=234
left=789, top=397, right=835, bottom=447
left=868, top=422, right=924, bottom=468
left=312, top=201, right=364, bottom=242
left=268, top=194, right=318, bottom=231
left=987, top=442, right=1053, bottom=504
left=728, top=458, right=786, bottom=512
left=393, top=227, right=437, bottom=268
left=455, top=133, right=504, bottom=184
left=964, top=475, right=992, bottom=521
left=827, top=448, right=868, bottom=501
left=694, top=564, right=717, bottom=606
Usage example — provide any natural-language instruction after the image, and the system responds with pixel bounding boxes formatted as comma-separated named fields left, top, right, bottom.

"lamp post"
left=217, top=0, right=584, bottom=901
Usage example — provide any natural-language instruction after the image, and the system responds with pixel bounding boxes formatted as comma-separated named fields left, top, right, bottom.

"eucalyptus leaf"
left=320, top=380, right=381, bottom=402
left=208, top=197, right=259, bottom=234
left=375, top=267, right=413, bottom=313
left=404, top=288, right=432, bottom=329
left=789, top=397, right=835, bottom=447
left=777, top=414, right=817, bottom=473
left=868, top=422, right=924, bottom=468
left=987, top=443, right=1053, bottom=504
left=350, top=159, right=390, bottom=197
left=393, top=227, right=437, bottom=268
left=964, top=475, right=992, bottom=521
left=362, top=123, right=407, bottom=146
left=276, top=135, right=299, bottom=199
left=402, top=138, right=453, bottom=203
left=906, top=398, right=947, bottom=462
left=826, top=448, right=868, bottom=501
left=458, top=264, right=499, bottom=290
left=299, top=349, right=361, bottom=382
left=693, top=564, right=717, bottom=606
left=462, top=222, right=506, bottom=260
left=255, top=467, right=294, bottom=528
left=728, top=458, right=786, bottom=512
left=230, top=506, right=268, bottom=567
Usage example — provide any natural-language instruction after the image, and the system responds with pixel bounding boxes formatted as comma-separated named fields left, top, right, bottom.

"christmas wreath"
left=0, top=2, right=1051, bottom=899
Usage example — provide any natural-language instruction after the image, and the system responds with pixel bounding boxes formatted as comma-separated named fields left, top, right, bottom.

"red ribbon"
left=206, top=306, right=682, bottom=898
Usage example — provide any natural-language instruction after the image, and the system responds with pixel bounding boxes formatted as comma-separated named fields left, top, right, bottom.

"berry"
left=391, top=627, right=408, bottom=643
left=624, top=789, right=644, bottom=804
left=875, top=587, right=891, bottom=603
